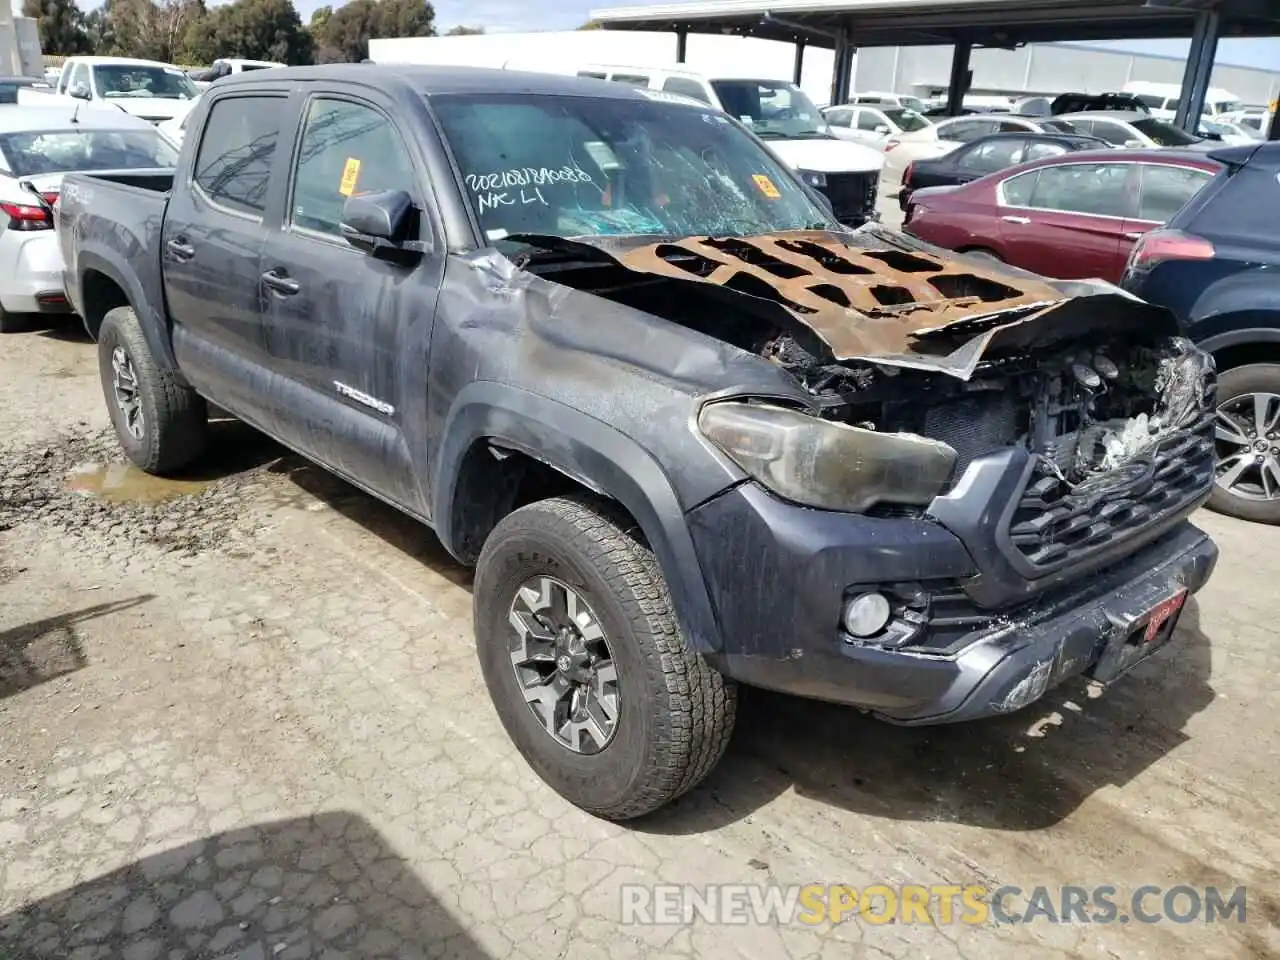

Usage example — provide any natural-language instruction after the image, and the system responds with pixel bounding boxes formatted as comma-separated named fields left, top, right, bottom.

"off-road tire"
left=474, top=494, right=736, bottom=820
left=98, top=305, right=207, bottom=475
left=1208, top=363, right=1280, bottom=524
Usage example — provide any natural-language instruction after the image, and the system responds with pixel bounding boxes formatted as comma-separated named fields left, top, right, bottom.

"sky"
left=11, top=0, right=1280, bottom=69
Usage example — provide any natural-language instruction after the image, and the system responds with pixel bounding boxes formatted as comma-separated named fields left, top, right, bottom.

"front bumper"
left=688, top=482, right=1217, bottom=724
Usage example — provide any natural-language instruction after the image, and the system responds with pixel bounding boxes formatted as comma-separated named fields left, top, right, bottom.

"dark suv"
left=1123, top=141, right=1280, bottom=524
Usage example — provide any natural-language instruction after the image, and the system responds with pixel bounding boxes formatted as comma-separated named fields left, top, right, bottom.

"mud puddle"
left=65, top=462, right=214, bottom=503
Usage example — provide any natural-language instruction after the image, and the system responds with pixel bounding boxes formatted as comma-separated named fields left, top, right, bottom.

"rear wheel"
left=97, top=305, right=208, bottom=474
left=1208, top=363, right=1280, bottom=524
left=473, top=495, right=736, bottom=820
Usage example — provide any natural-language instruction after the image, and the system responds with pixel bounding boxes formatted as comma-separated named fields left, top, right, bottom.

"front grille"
left=1005, top=417, right=1214, bottom=572
left=820, top=171, right=878, bottom=226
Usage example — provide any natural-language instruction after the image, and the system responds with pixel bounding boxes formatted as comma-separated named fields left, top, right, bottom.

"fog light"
left=994, top=658, right=1054, bottom=714
left=843, top=592, right=892, bottom=638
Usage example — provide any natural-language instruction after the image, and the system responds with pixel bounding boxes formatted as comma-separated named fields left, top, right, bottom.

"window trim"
left=190, top=92, right=289, bottom=223
left=283, top=91, right=420, bottom=248
left=997, top=159, right=1141, bottom=221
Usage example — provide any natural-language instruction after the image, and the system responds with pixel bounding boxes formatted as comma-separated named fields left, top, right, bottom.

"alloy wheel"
left=1214, top=392, right=1280, bottom=501
left=508, top=576, right=619, bottom=754
left=110, top=346, right=144, bottom=441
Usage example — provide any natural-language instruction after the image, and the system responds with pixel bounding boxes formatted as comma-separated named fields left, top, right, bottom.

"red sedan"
left=902, top=148, right=1220, bottom=283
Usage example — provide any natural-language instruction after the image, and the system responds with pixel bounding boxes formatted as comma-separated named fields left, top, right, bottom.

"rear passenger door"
left=163, top=91, right=289, bottom=417
left=257, top=91, right=445, bottom=514
left=1121, top=162, right=1214, bottom=253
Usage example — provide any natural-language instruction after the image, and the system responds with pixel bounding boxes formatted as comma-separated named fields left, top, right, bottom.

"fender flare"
left=432, top=382, right=724, bottom=654
left=75, top=248, right=179, bottom=373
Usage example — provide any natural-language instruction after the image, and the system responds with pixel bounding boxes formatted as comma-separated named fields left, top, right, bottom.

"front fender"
left=75, top=247, right=179, bottom=375
left=432, top=382, right=725, bottom=654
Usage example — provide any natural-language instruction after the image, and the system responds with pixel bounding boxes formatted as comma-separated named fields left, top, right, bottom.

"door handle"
left=261, top=269, right=300, bottom=296
left=166, top=238, right=195, bottom=261
left=1001, top=215, right=1031, bottom=225
left=1124, top=231, right=1145, bottom=241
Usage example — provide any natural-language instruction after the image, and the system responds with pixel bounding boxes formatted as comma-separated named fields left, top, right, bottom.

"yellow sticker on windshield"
left=339, top=157, right=361, bottom=197
left=752, top=174, right=781, bottom=199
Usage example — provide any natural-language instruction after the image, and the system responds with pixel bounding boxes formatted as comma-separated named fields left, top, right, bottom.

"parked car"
left=566, top=64, right=884, bottom=226
left=1197, top=118, right=1259, bottom=145
left=156, top=99, right=199, bottom=144
left=188, top=58, right=285, bottom=89
left=882, top=113, right=1075, bottom=180
left=822, top=103, right=931, bottom=148
left=58, top=64, right=1219, bottom=819
left=898, top=131, right=1109, bottom=210
left=1123, top=81, right=1243, bottom=121
left=52, top=56, right=201, bottom=124
left=1055, top=111, right=1210, bottom=149
left=1050, top=92, right=1149, bottom=116
left=903, top=148, right=1219, bottom=283
left=0, top=103, right=177, bottom=332
left=843, top=90, right=929, bottom=114
left=1121, top=142, right=1280, bottom=524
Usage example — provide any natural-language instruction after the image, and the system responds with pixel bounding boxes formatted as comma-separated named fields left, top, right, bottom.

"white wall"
left=853, top=41, right=1280, bottom=107
left=370, top=31, right=842, bottom=106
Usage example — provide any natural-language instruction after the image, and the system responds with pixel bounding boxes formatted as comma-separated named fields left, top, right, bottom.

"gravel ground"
left=1, top=317, right=1278, bottom=960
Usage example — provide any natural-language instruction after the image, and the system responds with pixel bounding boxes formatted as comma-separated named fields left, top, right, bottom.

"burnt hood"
left=504, top=227, right=1180, bottom=381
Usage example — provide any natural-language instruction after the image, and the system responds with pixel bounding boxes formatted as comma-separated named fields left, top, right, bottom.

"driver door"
left=256, top=91, right=445, bottom=514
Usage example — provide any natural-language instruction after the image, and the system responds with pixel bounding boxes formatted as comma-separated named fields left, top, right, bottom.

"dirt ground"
left=1, top=321, right=1278, bottom=960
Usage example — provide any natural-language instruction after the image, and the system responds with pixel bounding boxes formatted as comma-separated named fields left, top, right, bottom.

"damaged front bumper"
left=688, top=481, right=1217, bottom=725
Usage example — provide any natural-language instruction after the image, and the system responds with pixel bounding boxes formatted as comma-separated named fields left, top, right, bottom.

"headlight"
left=797, top=169, right=827, bottom=188
left=698, top=402, right=957, bottom=513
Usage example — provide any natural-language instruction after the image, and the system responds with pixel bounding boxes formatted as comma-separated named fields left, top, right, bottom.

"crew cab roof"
left=0, top=103, right=163, bottom=133
left=213, top=63, right=701, bottom=103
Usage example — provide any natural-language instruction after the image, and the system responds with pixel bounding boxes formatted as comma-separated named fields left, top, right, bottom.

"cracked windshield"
left=96, top=64, right=200, bottom=100
left=431, top=93, right=832, bottom=241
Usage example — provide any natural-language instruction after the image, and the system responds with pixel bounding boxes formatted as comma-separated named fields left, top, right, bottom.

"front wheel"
left=473, top=495, right=736, bottom=820
left=1208, top=363, right=1280, bottom=524
left=97, top=305, right=208, bottom=475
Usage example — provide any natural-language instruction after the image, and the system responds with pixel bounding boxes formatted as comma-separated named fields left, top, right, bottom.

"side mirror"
left=1123, top=139, right=1144, bottom=149
left=874, top=124, right=891, bottom=134
left=69, top=83, right=91, bottom=101
left=340, top=189, right=425, bottom=259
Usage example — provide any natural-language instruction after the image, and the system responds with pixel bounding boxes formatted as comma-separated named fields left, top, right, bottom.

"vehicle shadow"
left=249, top=439, right=1215, bottom=834
left=643, top=600, right=1217, bottom=833
left=0, top=596, right=153, bottom=701
left=0, top=811, right=490, bottom=959
left=172, top=415, right=289, bottom=483
left=35, top=319, right=92, bottom=343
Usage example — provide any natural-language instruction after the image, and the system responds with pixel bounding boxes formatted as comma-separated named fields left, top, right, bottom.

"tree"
left=445, top=25, right=482, bottom=35
left=314, top=0, right=434, bottom=64
left=185, top=0, right=314, bottom=66
left=578, top=20, right=601, bottom=30
left=309, top=5, right=332, bottom=33
left=22, top=0, right=92, bottom=55
left=84, top=2, right=116, bottom=54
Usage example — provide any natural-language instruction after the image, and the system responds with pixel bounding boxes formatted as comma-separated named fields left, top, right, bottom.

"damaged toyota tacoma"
left=57, top=65, right=1219, bottom=820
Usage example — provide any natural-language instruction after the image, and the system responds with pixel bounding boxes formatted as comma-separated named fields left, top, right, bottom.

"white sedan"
left=821, top=104, right=932, bottom=148
left=878, top=113, right=1075, bottom=181
left=0, top=103, right=178, bottom=332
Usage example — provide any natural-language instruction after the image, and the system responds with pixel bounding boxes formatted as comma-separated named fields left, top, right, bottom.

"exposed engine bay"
left=504, top=228, right=1216, bottom=495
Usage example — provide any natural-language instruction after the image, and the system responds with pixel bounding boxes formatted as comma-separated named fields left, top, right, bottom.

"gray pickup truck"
left=58, top=65, right=1219, bottom=820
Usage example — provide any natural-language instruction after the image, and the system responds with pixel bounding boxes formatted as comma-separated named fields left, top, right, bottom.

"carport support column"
left=1175, top=8, right=1220, bottom=130
left=675, top=26, right=688, bottom=64
left=946, top=41, right=972, bottom=116
left=831, top=29, right=853, bottom=105
left=793, top=38, right=806, bottom=85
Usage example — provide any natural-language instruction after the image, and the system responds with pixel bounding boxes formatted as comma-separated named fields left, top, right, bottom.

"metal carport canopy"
left=587, top=0, right=1280, bottom=47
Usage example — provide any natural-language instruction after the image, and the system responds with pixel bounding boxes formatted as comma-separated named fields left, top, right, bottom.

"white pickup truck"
left=53, top=56, right=201, bottom=124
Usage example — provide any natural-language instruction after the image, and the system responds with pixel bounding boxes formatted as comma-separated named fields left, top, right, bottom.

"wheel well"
left=448, top=440, right=625, bottom=564
left=1211, top=342, right=1280, bottom=374
left=80, top=270, right=130, bottom=340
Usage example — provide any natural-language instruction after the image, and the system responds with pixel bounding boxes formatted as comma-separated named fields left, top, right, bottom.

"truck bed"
left=57, top=170, right=174, bottom=335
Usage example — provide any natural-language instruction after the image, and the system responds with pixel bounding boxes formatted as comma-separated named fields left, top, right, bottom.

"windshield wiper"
left=753, top=130, right=788, bottom=140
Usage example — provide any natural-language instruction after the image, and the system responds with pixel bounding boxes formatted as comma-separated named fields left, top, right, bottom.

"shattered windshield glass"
left=432, top=92, right=833, bottom=243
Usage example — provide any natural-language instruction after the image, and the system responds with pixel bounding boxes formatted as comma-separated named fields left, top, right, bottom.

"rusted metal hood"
left=508, top=229, right=1176, bottom=380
